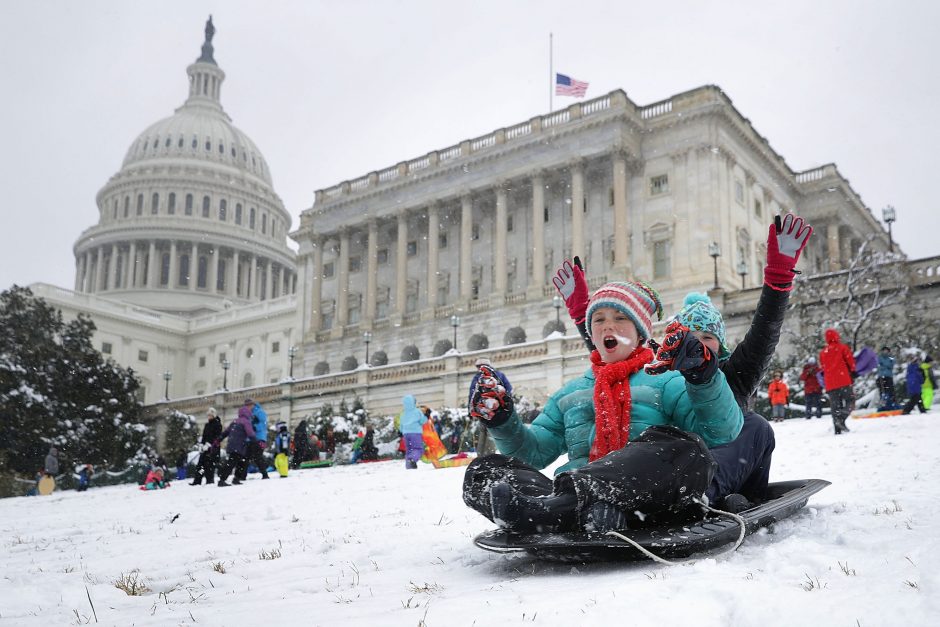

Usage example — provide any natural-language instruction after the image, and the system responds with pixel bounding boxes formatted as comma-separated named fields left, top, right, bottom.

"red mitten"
left=765, top=214, right=813, bottom=290
left=551, top=257, right=589, bottom=324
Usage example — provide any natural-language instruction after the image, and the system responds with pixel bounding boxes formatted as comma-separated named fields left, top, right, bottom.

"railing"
left=640, top=99, right=673, bottom=119
left=350, top=176, right=370, bottom=191
left=795, top=164, right=837, bottom=184
left=542, top=110, right=570, bottom=127
left=439, top=145, right=461, bottom=161
left=581, top=95, right=610, bottom=116
left=407, top=156, right=431, bottom=171
left=378, top=166, right=400, bottom=182
left=505, top=121, right=532, bottom=140
left=471, top=134, right=497, bottom=151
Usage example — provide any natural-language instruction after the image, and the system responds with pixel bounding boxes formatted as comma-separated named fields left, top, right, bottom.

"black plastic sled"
left=473, top=478, right=830, bottom=563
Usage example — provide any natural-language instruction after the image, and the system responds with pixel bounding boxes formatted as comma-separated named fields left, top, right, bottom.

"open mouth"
left=603, top=336, right=618, bottom=350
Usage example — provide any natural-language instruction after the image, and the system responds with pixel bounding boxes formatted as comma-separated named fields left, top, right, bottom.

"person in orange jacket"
left=818, top=328, right=857, bottom=435
left=767, top=370, right=790, bottom=422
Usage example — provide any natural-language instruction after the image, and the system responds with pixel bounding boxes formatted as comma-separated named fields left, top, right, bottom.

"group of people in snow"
left=463, top=213, right=812, bottom=533
left=183, top=398, right=270, bottom=487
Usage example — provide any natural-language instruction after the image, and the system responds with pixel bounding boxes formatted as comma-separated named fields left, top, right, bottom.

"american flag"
left=555, top=73, right=589, bottom=98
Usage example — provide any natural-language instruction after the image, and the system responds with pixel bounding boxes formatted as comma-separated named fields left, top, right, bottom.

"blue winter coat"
left=906, top=362, right=924, bottom=395
left=488, top=367, right=743, bottom=475
left=222, top=409, right=256, bottom=456
left=251, top=403, right=268, bottom=442
left=399, top=395, right=427, bottom=435
left=877, top=355, right=895, bottom=378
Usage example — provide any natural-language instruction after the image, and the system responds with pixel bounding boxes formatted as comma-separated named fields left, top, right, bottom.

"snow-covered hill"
left=2, top=413, right=938, bottom=626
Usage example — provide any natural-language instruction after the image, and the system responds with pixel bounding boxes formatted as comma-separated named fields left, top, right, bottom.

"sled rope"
left=603, top=498, right=748, bottom=566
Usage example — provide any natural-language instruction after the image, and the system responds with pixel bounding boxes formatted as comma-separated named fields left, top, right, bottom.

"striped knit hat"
left=673, top=292, right=731, bottom=360
left=585, top=281, right=664, bottom=341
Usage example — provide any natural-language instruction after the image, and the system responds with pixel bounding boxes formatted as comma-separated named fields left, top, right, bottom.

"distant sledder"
left=467, top=214, right=830, bottom=562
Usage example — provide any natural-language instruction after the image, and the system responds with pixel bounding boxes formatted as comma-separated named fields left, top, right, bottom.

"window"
left=138, top=349, right=148, bottom=362
left=219, top=199, right=227, bottom=221
left=322, top=262, right=334, bottom=278
left=439, top=232, right=448, bottom=249
left=185, top=194, right=193, bottom=215
left=471, top=224, right=480, bottom=241
left=377, top=287, right=390, bottom=318
left=197, top=256, right=208, bottom=288
left=123, top=196, right=129, bottom=217
left=178, top=137, right=184, bottom=148
left=653, top=241, right=670, bottom=278
left=151, top=193, right=159, bottom=214
left=406, top=281, right=419, bottom=314
left=249, top=208, right=256, bottom=229
left=136, top=194, right=143, bottom=215
left=205, top=138, right=211, bottom=151
left=544, top=206, right=550, bottom=223
left=321, top=301, right=334, bottom=330
left=179, top=255, right=190, bottom=286
left=242, top=372, right=254, bottom=387
left=112, top=201, right=117, bottom=220
left=198, top=356, right=206, bottom=368
left=609, top=188, right=615, bottom=206
left=168, top=192, right=176, bottom=214
left=649, top=174, right=669, bottom=196
left=348, top=293, right=361, bottom=325
left=235, top=203, right=242, bottom=225
left=217, top=259, right=226, bottom=291
left=377, top=248, right=389, bottom=265
left=218, top=143, right=224, bottom=154
left=160, top=253, right=170, bottom=286
left=735, top=180, right=744, bottom=204
left=507, top=214, right=514, bottom=232
left=218, top=352, right=227, bottom=363
left=192, top=136, right=198, bottom=149
left=246, top=347, right=254, bottom=359
left=407, top=241, right=417, bottom=256
left=272, top=341, right=280, bottom=354
left=349, top=255, right=362, bottom=273
left=101, top=342, right=112, bottom=355
left=262, top=213, right=267, bottom=234
left=754, top=199, right=762, bottom=218
left=165, top=137, right=171, bottom=148
left=202, top=196, right=210, bottom=218
left=437, top=273, right=450, bottom=304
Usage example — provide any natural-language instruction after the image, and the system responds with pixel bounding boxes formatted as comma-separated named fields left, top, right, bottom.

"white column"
left=249, top=254, right=258, bottom=300
left=395, top=212, right=407, bottom=316
left=127, top=242, right=137, bottom=288
left=494, top=185, right=507, bottom=294
left=612, top=152, right=629, bottom=270
left=74, top=256, right=82, bottom=291
left=531, top=173, right=546, bottom=288
left=570, top=162, right=585, bottom=260
left=310, top=237, right=323, bottom=333
left=95, top=247, right=106, bottom=292
left=427, top=204, right=439, bottom=308
left=168, top=241, right=179, bottom=289
left=147, top=241, right=158, bottom=287
left=826, top=223, right=842, bottom=272
left=337, top=230, right=350, bottom=327
left=76, top=253, right=87, bottom=291
left=226, top=251, right=236, bottom=296
left=265, top=258, right=274, bottom=300
left=104, top=245, right=115, bottom=291
left=366, top=220, right=378, bottom=322
left=460, top=195, right=473, bottom=301
left=209, top=245, right=219, bottom=293
left=189, top=243, right=197, bottom=291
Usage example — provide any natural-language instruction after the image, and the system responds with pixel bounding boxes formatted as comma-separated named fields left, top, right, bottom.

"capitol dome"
left=73, top=18, right=296, bottom=316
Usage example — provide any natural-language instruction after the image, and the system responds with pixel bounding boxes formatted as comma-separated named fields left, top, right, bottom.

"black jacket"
left=201, top=417, right=223, bottom=447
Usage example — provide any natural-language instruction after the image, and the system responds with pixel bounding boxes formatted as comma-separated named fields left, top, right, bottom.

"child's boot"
left=489, top=483, right=577, bottom=533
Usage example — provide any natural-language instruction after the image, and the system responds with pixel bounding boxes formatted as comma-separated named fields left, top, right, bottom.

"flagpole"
left=549, top=32, right=553, bottom=112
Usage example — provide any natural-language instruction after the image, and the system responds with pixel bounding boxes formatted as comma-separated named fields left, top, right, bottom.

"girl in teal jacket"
left=464, top=280, right=743, bottom=533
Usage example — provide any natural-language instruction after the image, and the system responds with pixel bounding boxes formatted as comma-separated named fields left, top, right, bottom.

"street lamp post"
left=221, top=359, right=230, bottom=391
left=552, top=294, right=562, bottom=323
left=450, top=314, right=460, bottom=351
left=708, top=242, right=721, bottom=290
left=363, top=331, right=372, bottom=365
left=882, top=205, right=897, bottom=253
left=736, top=259, right=748, bottom=290
left=163, top=370, right=172, bottom=401
left=288, top=345, right=297, bottom=379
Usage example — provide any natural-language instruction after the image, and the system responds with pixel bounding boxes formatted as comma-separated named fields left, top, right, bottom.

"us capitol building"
left=31, top=20, right=901, bottom=421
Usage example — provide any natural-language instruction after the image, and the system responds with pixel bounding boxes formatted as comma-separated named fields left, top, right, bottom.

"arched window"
left=235, top=203, right=242, bottom=225
left=242, top=372, right=254, bottom=387
left=261, top=213, right=267, bottom=234
left=168, top=193, right=176, bottom=214
left=164, top=137, right=171, bottom=148
left=197, top=256, right=208, bottom=288
left=123, top=196, right=129, bottom=217
left=136, top=194, right=143, bottom=216
left=204, top=137, right=211, bottom=151
left=249, top=208, right=256, bottom=229
left=185, top=194, right=193, bottom=216
left=177, top=137, right=184, bottom=148
left=219, top=199, right=227, bottom=221
left=179, top=255, right=190, bottom=286
left=217, top=259, right=226, bottom=291
left=202, top=196, right=210, bottom=218
left=218, top=143, right=224, bottom=154
left=151, top=193, right=159, bottom=214
left=191, top=136, right=198, bottom=149
left=160, top=253, right=170, bottom=286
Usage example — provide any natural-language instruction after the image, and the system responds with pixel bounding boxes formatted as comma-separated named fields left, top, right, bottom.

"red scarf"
left=589, top=346, right=654, bottom=461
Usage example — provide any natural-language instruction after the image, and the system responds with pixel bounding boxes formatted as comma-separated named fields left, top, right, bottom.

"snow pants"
left=218, top=452, right=247, bottom=483
left=463, top=425, right=717, bottom=525
left=238, top=441, right=269, bottom=480
left=703, top=412, right=775, bottom=503
left=404, top=433, right=424, bottom=468
left=804, top=393, right=823, bottom=419
left=902, top=393, right=926, bottom=415
left=193, top=450, right=219, bottom=484
left=828, top=386, right=854, bottom=432
left=877, top=376, right=897, bottom=410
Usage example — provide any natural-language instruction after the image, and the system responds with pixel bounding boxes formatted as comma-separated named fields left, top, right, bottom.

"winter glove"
left=552, top=257, right=589, bottom=325
left=764, top=213, right=813, bottom=291
left=469, top=365, right=514, bottom=427
left=645, top=321, right=719, bottom=385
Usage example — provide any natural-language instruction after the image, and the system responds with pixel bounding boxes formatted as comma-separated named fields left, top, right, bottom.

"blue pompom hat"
left=673, top=292, right=731, bottom=360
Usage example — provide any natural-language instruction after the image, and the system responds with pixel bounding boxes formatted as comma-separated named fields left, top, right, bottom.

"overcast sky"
left=2, top=0, right=937, bottom=292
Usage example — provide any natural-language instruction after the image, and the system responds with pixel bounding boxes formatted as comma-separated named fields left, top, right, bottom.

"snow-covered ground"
left=2, top=412, right=939, bottom=626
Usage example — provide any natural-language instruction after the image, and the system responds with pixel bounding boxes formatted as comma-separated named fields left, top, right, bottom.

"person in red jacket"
left=767, top=371, right=790, bottom=422
left=818, top=328, right=857, bottom=435
left=799, top=357, right=824, bottom=419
